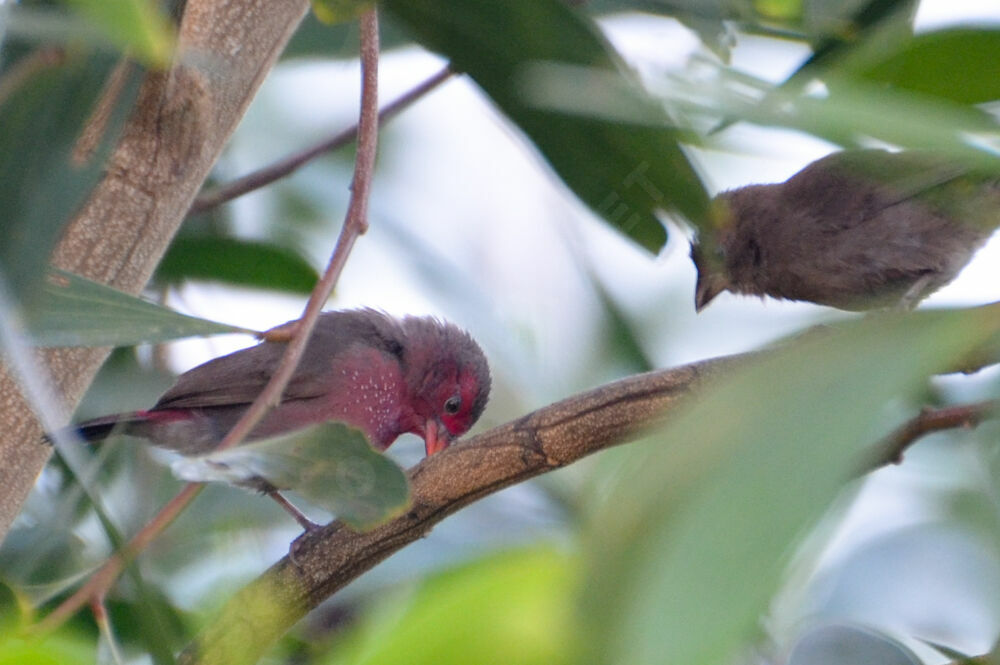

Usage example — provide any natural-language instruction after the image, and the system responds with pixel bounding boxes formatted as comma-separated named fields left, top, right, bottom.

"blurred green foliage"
left=1, top=0, right=999, bottom=663
left=156, top=237, right=320, bottom=295
left=27, top=270, right=256, bottom=347
left=837, top=27, right=1000, bottom=104
left=0, top=633, right=94, bottom=665
left=383, top=0, right=711, bottom=252
left=320, top=547, right=582, bottom=665
left=63, top=0, right=175, bottom=67
left=585, top=308, right=1000, bottom=665
left=309, top=0, right=374, bottom=26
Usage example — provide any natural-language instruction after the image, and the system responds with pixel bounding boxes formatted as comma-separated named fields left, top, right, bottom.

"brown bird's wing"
left=785, top=150, right=995, bottom=234
left=153, top=310, right=404, bottom=411
left=770, top=151, right=999, bottom=308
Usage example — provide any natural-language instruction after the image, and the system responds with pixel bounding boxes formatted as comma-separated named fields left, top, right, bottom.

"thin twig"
left=189, top=60, right=444, bottom=216
left=865, top=399, right=999, bottom=472
left=30, top=9, right=383, bottom=636
left=213, top=6, right=379, bottom=449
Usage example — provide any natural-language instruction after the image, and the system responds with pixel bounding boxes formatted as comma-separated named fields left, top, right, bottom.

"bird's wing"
left=152, top=310, right=405, bottom=411
left=787, top=150, right=978, bottom=234
left=152, top=341, right=328, bottom=410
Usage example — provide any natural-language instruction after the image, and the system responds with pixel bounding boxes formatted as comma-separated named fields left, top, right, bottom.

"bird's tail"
left=56, top=412, right=146, bottom=444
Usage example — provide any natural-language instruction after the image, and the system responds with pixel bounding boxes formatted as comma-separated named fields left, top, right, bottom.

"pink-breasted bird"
left=73, top=309, right=491, bottom=527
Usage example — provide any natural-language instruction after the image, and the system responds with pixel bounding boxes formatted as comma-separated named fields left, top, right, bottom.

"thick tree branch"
left=177, top=347, right=1000, bottom=665
left=0, top=0, right=310, bottom=543
left=177, top=353, right=745, bottom=665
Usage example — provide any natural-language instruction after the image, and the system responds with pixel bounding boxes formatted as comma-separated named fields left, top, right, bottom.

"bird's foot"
left=896, top=274, right=935, bottom=311
left=267, top=490, right=320, bottom=531
left=266, top=490, right=327, bottom=566
left=288, top=521, right=324, bottom=568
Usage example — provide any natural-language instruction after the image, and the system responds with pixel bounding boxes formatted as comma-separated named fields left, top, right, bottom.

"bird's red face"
left=440, top=364, right=489, bottom=437
left=412, top=361, right=491, bottom=456
left=398, top=316, right=491, bottom=457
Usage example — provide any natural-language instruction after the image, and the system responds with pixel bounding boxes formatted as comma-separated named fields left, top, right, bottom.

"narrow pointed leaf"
left=27, top=270, right=256, bottom=347
left=839, top=28, right=1000, bottom=105
left=172, top=423, right=410, bottom=530
left=586, top=306, right=1000, bottom=665
left=155, top=237, right=319, bottom=294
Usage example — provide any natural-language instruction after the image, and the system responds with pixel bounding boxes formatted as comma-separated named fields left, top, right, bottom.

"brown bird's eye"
left=444, top=396, right=461, bottom=414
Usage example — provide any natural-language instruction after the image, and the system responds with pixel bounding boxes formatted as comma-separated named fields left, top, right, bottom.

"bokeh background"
left=2, top=0, right=1000, bottom=663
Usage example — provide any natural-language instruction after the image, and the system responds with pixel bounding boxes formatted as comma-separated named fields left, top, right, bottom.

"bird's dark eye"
left=444, top=396, right=461, bottom=414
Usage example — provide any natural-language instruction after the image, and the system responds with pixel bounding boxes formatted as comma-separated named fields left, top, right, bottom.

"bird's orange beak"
left=423, top=418, right=452, bottom=456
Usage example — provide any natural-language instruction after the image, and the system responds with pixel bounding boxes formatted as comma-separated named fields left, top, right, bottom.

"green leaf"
left=544, top=64, right=999, bottom=171
left=172, top=423, right=410, bottom=530
left=382, top=0, right=709, bottom=253
left=27, top=270, right=256, bottom=347
left=770, top=77, right=998, bottom=159
left=323, top=547, right=581, bottom=665
left=155, top=237, right=320, bottom=294
left=791, top=0, right=917, bottom=66
left=585, top=306, right=1000, bottom=665
left=63, top=0, right=175, bottom=67
left=840, top=28, right=1000, bottom=105
left=700, top=0, right=917, bottom=135
left=105, top=588, right=189, bottom=665
left=0, top=631, right=94, bottom=665
left=0, top=580, right=27, bottom=635
left=0, top=46, right=143, bottom=308
left=310, top=0, right=372, bottom=24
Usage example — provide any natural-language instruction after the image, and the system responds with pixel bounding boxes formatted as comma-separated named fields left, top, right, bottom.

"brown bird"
left=691, top=150, right=1000, bottom=311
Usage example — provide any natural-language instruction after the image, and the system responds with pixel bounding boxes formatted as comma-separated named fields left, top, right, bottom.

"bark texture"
left=0, top=0, right=310, bottom=542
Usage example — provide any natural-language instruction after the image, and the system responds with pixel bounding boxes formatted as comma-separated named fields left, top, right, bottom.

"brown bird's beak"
left=691, top=240, right=727, bottom=313
left=423, top=418, right=452, bottom=456
left=695, top=272, right=726, bottom=312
